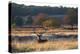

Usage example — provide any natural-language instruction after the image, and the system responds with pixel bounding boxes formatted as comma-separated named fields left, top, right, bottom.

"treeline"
left=10, top=2, right=73, bottom=16
left=9, top=2, right=78, bottom=28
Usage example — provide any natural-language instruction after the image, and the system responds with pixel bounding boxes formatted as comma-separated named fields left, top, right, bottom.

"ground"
left=10, top=28, right=78, bottom=52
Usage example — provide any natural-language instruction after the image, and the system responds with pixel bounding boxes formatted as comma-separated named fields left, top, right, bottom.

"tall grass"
left=11, top=40, right=78, bottom=52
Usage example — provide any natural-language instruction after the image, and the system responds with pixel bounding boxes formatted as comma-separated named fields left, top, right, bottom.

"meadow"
left=11, top=39, right=78, bottom=52
left=10, top=28, right=78, bottom=52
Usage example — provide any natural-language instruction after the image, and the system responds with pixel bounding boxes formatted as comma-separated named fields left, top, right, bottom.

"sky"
left=10, top=0, right=78, bottom=8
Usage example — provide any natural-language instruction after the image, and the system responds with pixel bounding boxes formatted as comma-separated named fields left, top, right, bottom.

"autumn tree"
left=42, top=18, right=60, bottom=28
left=63, top=8, right=78, bottom=29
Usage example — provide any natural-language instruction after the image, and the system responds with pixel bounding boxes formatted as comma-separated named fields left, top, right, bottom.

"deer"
left=32, top=26, right=48, bottom=43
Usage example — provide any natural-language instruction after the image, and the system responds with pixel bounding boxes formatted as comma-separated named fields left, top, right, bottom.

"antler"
left=32, top=26, right=48, bottom=41
left=32, top=26, right=48, bottom=35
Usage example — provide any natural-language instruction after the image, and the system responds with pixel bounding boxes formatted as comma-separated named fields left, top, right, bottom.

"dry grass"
left=11, top=40, right=78, bottom=52
left=11, top=28, right=78, bottom=36
left=10, top=28, right=78, bottom=52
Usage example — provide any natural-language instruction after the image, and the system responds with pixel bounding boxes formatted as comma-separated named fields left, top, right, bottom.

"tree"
left=15, top=16, right=23, bottom=27
left=69, top=8, right=77, bottom=24
left=26, top=16, right=33, bottom=25
left=42, top=18, right=60, bottom=28
left=63, top=8, right=78, bottom=29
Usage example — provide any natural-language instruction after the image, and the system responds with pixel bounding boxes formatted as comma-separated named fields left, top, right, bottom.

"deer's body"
left=37, top=34, right=48, bottom=43
left=33, top=26, right=48, bottom=43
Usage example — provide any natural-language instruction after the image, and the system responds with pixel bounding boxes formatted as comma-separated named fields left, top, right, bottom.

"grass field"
left=10, top=28, right=78, bottom=52
left=11, top=28, right=77, bottom=36
left=11, top=39, right=78, bottom=52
